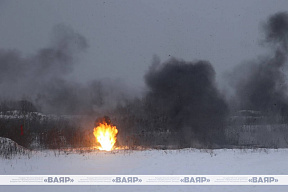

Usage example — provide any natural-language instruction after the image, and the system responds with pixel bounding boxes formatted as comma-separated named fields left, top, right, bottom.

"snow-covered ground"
left=1, top=148, right=288, bottom=192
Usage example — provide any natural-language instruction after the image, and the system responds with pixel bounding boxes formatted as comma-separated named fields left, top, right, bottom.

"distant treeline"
left=0, top=100, right=94, bottom=149
left=1, top=99, right=288, bottom=150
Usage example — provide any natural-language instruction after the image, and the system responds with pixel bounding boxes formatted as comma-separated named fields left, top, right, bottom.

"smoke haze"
left=1, top=10, right=288, bottom=148
left=229, top=12, right=288, bottom=117
left=0, top=24, right=134, bottom=114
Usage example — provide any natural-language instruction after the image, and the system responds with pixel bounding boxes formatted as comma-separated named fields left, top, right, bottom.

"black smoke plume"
left=0, top=24, right=88, bottom=113
left=230, top=12, right=288, bottom=118
left=144, top=58, right=228, bottom=147
left=0, top=24, right=133, bottom=114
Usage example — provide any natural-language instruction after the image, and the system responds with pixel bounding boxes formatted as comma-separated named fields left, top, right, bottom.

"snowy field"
left=1, top=148, right=288, bottom=192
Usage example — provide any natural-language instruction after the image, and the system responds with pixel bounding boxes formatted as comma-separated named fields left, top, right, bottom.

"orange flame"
left=93, top=121, right=118, bottom=151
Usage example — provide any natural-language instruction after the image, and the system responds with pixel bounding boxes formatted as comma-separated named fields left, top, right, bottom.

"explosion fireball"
left=93, top=116, right=118, bottom=151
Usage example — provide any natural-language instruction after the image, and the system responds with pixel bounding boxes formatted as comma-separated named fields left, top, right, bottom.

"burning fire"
left=93, top=117, right=118, bottom=151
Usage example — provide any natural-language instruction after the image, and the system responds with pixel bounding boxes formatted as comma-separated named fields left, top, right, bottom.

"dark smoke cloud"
left=0, top=24, right=133, bottom=114
left=0, top=24, right=88, bottom=114
left=230, top=12, right=288, bottom=116
left=264, top=12, right=288, bottom=52
left=0, top=24, right=87, bottom=84
left=144, top=58, right=228, bottom=147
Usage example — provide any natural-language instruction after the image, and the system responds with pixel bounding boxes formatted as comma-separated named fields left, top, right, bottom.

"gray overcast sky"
left=0, top=0, right=287, bottom=89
